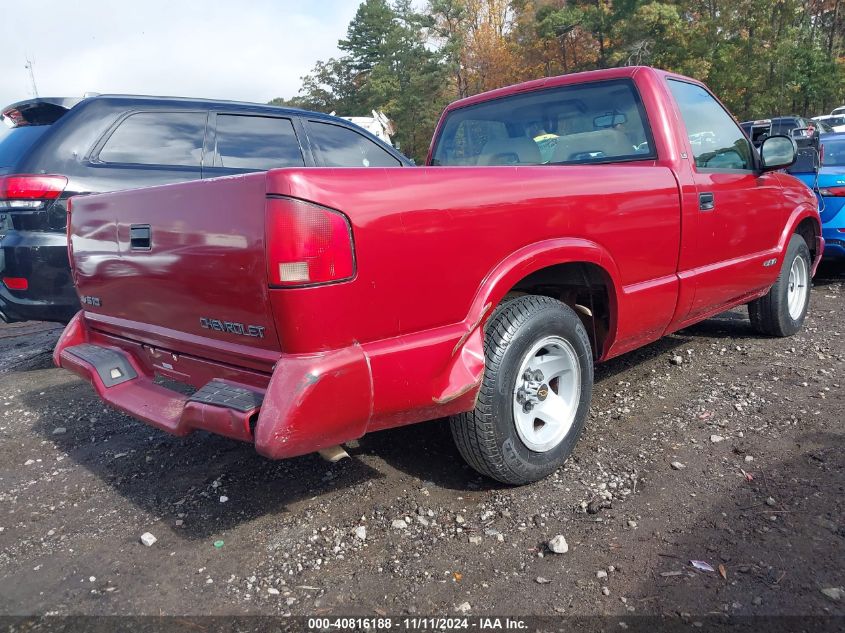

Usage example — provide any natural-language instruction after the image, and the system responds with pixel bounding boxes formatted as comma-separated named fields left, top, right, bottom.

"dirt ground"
left=0, top=265, right=843, bottom=623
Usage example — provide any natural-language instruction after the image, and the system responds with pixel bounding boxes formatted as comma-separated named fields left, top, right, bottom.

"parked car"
left=812, top=114, right=845, bottom=133
left=55, top=67, right=822, bottom=484
left=0, top=95, right=410, bottom=324
left=832, top=106, right=845, bottom=117
left=740, top=116, right=821, bottom=174
left=792, top=133, right=845, bottom=260
left=740, top=115, right=819, bottom=144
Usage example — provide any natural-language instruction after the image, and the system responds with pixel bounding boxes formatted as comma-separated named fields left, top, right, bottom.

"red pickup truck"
left=55, top=67, right=822, bottom=484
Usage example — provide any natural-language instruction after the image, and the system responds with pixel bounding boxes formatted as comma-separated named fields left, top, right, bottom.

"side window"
left=306, top=121, right=402, bottom=167
left=667, top=80, right=753, bottom=171
left=98, top=112, right=206, bottom=167
left=214, top=115, right=304, bottom=169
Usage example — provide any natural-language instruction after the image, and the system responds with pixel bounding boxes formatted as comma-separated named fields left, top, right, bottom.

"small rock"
left=354, top=526, right=367, bottom=541
left=455, top=602, right=471, bottom=614
left=140, top=532, right=157, bottom=547
left=752, top=597, right=763, bottom=606
left=416, top=516, right=430, bottom=527
left=391, top=519, right=408, bottom=530
left=744, top=455, right=754, bottom=463
left=601, top=586, right=610, bottom=596
left=548, top=535, right=569, bottom=554
left=52, top=427, right=67, bottom=435
left=24, top=459, right=35, bottom=466
left=468, top=535, right=482, bottom=545
left=670, top=461, right=686, bottom=470
left=455, top=514, right=466, bottom=525
left=219, top=496, right=229, bottom=503
left=821, top=587, right=844, bottom=601
left=627, top=520, right=638, bottom=528
left=670, top=355, right=683, bottom=366
left=710, top=435, right=724, bottom=443
left=765, top=497, right=776, bottom=507
left=535, top=576, right=551, bottom=584
left=596, top=570, right=608, bottom=579
left=268, top=587, right=280, bottom=595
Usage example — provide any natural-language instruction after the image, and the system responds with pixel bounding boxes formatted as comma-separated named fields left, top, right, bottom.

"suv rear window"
left=98, top=111, right=206, bottom=167
left=432, top=79, right=655, bottom=166
left=0, top=126, right=49, bottom=169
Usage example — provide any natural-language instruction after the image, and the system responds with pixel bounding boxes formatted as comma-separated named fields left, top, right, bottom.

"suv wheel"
left=450, top=295, right=593, bottom=484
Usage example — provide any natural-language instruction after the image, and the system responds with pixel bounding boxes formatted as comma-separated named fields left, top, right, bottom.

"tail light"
left=2, top=277, right=28, bottom=291
left=818, top=186, right=845, bottom=197
left=265, top=198, right=355, bottom=287
left=66, top=197, right=74, bottom=270
left=0, top=175, right=68, bottom=211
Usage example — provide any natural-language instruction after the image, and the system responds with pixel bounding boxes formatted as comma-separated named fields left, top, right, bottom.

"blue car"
left=794, top=133, right=845, bottom=259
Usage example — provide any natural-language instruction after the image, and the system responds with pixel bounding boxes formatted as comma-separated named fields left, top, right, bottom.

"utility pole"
left=25, top=57, right=39, bottom=98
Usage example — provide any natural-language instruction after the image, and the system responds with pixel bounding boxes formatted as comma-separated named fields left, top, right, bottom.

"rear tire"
left=748, top=234, right=812, bottom=337
left=450, top=295, right=593, bottom=485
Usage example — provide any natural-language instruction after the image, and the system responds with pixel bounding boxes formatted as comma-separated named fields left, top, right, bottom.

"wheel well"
left=795, top=217, right=819, bottom=259
left=503, top=262, right=613, bottom=359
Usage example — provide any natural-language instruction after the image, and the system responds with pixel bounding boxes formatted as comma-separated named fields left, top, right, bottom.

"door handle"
left=699, top=192, right=715, bottom=211
left=130, top=224, right=151, bottom=250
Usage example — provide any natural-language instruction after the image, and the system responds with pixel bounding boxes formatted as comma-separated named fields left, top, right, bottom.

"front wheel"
left=748, top=234, right=812, bottom=337
left=450, top=295, right=593, bottom=485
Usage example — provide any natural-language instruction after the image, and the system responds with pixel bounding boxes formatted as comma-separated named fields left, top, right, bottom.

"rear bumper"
left=0, top=230, right=79, bottom=323
left=54, top=312, right=374, bottom=459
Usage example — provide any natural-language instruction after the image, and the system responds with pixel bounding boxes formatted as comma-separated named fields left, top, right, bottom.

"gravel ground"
left=0, top=265, right=842, bottom=620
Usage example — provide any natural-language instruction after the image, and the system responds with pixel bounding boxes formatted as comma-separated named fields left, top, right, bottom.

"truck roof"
left=440, top=66, right=697, bottom=114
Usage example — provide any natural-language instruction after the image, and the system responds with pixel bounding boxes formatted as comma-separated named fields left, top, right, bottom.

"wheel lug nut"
left=523, top=370, right=534, bottom=382
left=532, top=370, right=544, bottom=382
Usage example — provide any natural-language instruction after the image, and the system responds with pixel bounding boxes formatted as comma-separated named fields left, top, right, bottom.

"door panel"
left=666, top=80, right=787, bottom=320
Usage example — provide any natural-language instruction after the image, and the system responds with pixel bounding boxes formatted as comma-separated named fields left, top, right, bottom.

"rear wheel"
left=748, top=234, right=812, bottom=337
left=450, top=295, right=593, bottom=485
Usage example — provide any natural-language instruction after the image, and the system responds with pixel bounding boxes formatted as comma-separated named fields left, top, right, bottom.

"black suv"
left=0, top=95, right=411, bottom=323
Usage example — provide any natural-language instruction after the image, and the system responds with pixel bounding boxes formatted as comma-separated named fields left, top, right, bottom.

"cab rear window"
left=431, top=79, right=655, bottom=166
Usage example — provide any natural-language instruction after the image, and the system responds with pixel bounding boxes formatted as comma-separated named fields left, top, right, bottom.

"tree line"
left=271, top=0, right=845, bottom=162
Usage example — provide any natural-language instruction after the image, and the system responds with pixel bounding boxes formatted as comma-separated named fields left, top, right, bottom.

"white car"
left=831, top=106, right=845, bottom=117
left=812, top=114, right=845, bottom=133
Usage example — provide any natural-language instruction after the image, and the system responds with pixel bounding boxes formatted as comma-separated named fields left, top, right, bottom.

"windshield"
left=431, top=79, right=655, bottom=166
left=823, top=138, right=845, bottom=166
left=0, top=125, right=50, bottom=168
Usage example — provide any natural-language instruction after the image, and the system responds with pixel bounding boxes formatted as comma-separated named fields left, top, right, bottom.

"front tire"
left=450, top=295, right=593, bottom=485
left=748, top=234, right=812, bottom=337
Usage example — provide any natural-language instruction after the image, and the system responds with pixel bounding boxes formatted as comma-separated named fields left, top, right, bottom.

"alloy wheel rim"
left=787, top=255, right=808, bottom=320
left=512, top=335, right=581, bottom=453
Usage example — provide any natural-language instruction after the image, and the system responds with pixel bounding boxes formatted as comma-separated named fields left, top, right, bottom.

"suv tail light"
left=0, top=175, right=68, bottom=211
left=265, top=198, right=355, bottom=287
left=2, top=277, right=28, bottom=291
left=818, top=186, right=845, bottom=197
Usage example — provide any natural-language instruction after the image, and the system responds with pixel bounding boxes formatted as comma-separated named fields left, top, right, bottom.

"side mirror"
left=760, top=135, right=797, bottom=171
left=790, top=126, right=813, bottom=140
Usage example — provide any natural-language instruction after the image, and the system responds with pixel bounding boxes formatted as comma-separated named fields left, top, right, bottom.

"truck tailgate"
left=69, top=172, right=281, bottom=355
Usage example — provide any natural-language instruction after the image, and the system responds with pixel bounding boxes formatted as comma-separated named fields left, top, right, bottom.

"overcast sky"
left=0, top=0, right=360, bottom=108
